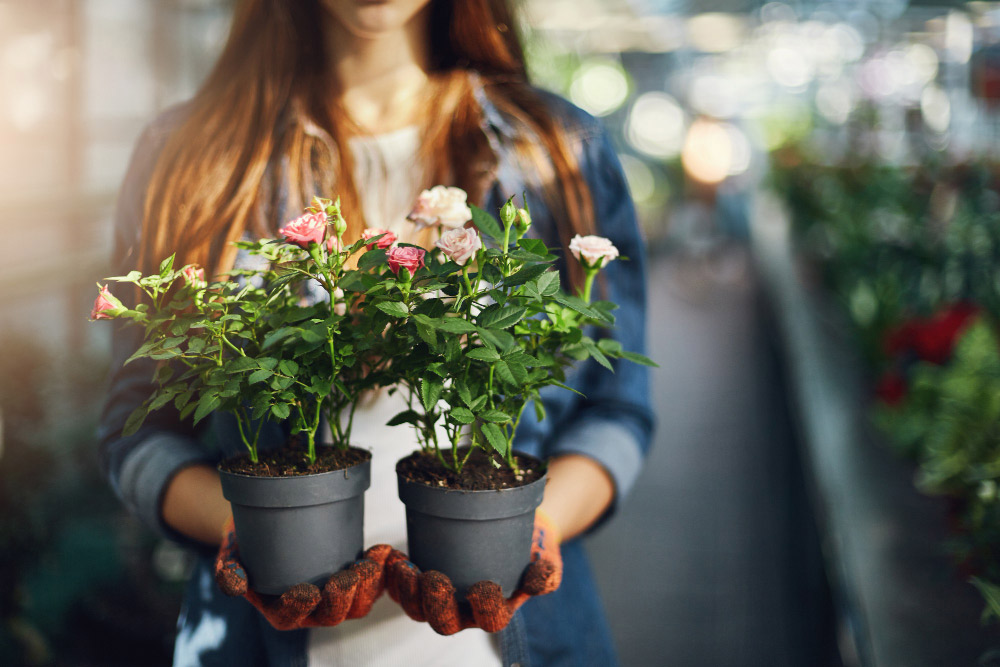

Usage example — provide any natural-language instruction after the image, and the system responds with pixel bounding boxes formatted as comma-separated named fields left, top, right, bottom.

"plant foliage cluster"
left=95, top=196, right=653, bottom=474
left=771, top=149, right=1000, bottom=621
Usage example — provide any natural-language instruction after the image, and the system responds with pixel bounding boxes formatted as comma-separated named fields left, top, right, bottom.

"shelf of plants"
left=752, top=153, right=1000, bottom=666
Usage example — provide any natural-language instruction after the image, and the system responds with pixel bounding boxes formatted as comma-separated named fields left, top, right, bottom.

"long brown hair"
left=138, top=0, right=595, bottom=286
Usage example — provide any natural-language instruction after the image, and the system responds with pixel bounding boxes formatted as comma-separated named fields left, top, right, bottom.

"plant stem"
left=582, top=268, right=597, bottom=304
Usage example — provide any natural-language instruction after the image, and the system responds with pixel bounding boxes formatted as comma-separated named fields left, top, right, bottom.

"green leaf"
left=122, top=407, right=149, bottom=437
left=504, top=263, right=550, bottom=288
left=188, top=338, right=206, bottom=354
left=552, top=292, right=604, bottom=320
left=470, top=205, right=504, bottom=241
left=449, top=406, right=475, bottom=424
left=179, top=402, right=197, bottom=421
left=467, top=347, right=501, bottom=362
left=194, top=394, right=221, bottom=425
left=300, top=325, right=326, bottom=344
left=481, top=263, right=503, bottom=284
left=582, top=338, right=614, bottom=371
left=376, top=301, right=410, bottom=317
left=358, top=247, right=387, bottom=270
left=621, top=350, right=658, bottom=367
left=148, top=389, right=179, bottom=412
left=457, top=382, right=474, bottom=408
left=533, top=400, right=546, bottom=422
left=249, top=368, right=272, bottom=384
left=470, top=395, right=489, bottom=411
left=477, top=327, right=515, bottom=353
left=155, top=364, right=174, bottom=384
left=480, top=422, right=508, bottom=456
left=495, top=359, right=527, bottom=386
left=517, top=237, right=551, bottom=257
left=551, top=380, right=585, bottom=396
left=257, top=357, right=279, bottom=370
left=159, top=254, right=175, bottom=276
left=227, top=357, right=257, bottom=373
left=478, top=409, right=511, bottom=423
left=263, top=326, right=298, bottom=349
left=278, top=359, right=299, bottom=376
left=421, top=378, right=444, bottom=412
left=479, top=305, right=526, bottom=330
left=386, top=409, right=421, bottom=427
left=416, top=319, right=437, bottom=346
left=338, top=270, right=365, bottom=292
left=125, top=341, right=160, bottom=365
left=537, top=270, right=560, bottom=296
left=971, top=577, right=1000, bottom=622
left=437, top=317, right=477, bottom=334
left=271, top=403, right=291, bottom=420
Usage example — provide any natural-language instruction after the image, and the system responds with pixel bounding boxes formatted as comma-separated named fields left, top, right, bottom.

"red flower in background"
left=883, top=302, right=980, bottom=365
left=875, top=371, right=908, bottom=405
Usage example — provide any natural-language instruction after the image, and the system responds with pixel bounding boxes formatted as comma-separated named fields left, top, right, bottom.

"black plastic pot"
left=218, top=454, right=371, bottom=595
left=397, top=459, right=546, bottom=598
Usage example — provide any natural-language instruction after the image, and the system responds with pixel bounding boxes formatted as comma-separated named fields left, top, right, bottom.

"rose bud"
left=91, top=284, right=124, bottom=320
left=435, top=227, right=482, bottom=266
left=407, top=186, right=473, bottom=230
left=279, top=212, right=327, bottom=248
left=569, top=234, right=620, bottom=269
left=386, top=246, right=426, bottom=275
left=362, top=228, right=397, bottom=250
left=515, top=207, right=532, bottom=236
left=182, top=265, right=207, bottom=289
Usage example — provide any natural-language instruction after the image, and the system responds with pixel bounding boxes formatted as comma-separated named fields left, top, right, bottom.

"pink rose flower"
left=362, top=228, right=397, bottom=250
left=434, top=227, right=482, bottom=266
left=91, top=284, right=122, bottom=320
left=182, top=265, right=206, bottom=288
left=386, top=246, right=426, bottom=275
left=327, top=236, right=342, bottom=254
left=569, top=234, right=619, bottom=268
left=407, top=186, right=473, bottom=230
left=279, top=212, right=327, bottom=248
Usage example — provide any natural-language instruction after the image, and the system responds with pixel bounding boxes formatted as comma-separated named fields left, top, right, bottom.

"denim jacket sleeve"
left=499, top=97, right=655, bottom=521
left=97, top=110, right=214, bottom=541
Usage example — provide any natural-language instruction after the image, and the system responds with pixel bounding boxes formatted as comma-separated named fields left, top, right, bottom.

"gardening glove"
left=215, top=518, right=393, bottom=630
left=385, top=509, right=563, bottom=635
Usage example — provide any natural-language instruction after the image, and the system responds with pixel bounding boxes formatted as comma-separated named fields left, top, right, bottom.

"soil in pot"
left=219, top=437, right=371, bottom=476
left=395, top=447, right=545, bottom=490
left=396, top=447, right=547, bottom=598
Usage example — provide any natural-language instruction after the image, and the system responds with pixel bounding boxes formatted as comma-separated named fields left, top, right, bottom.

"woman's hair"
left=138, top=0, right=595, bottom=286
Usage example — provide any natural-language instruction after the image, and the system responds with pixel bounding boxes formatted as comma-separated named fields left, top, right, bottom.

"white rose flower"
left=407, top=185, right=473, bottom=230
left=569, top=234, right=620, bottom=268
left=435, top=227, right=483, bottom=266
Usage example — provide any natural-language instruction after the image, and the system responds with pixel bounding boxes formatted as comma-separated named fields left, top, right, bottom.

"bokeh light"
left=627, top=92, right=686, bottom=159
left=568, top=59, right=630, bottom=117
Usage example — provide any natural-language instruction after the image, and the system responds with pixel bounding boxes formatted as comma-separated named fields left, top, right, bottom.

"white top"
left=307, top=128, right=502, bottom=667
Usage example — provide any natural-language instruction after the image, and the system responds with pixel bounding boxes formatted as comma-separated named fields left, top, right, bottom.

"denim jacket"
left=98, top=82, right=653, bottom=667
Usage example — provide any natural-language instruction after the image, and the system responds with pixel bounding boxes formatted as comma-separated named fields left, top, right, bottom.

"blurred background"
left=4, top=0, right=1000, bottom=665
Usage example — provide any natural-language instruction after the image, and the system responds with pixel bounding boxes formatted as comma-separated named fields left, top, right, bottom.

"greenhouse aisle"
left=587, top=245, right=838, bottom=667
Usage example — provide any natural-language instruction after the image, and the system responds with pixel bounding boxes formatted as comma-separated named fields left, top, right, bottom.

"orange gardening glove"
left=385, top=509, right=563, bottom=635
left=214, top=518, right=393, bottom=631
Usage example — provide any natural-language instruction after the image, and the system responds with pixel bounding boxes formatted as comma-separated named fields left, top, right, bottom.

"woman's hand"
left=214, top=519, right=393, bottom=630
left=384, top=510, right=563, bottom=635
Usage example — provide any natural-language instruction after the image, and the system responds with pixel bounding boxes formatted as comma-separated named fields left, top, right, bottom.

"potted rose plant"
left=356, top=188, right=654, bottom=596
left=92, top=197, right=387, bottom=594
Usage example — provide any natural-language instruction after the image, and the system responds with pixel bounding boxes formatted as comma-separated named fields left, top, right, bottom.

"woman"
left=99, top=1, right=653, bottom=665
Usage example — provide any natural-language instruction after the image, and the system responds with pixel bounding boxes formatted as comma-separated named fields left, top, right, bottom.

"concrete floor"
left=586, top=246, right=837, bottom=667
